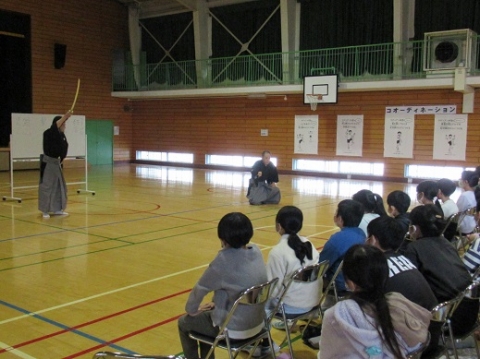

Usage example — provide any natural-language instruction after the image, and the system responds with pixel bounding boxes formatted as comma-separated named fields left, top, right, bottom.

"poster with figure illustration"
left=433, top=114, right=468, bottom=161
left=294, top=115, right=318, bottom=154
left=384, top=114, right=415, bottom=158
left=336, top=115, right=363, bottom=156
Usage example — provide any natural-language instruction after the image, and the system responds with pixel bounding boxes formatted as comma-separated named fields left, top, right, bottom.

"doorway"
left=86, top=120, right=113, bottom=165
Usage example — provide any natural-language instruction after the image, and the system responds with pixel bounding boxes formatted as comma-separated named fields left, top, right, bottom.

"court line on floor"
left=0, top=195, right=338, bottom=269
left=63, top=313, right=184, bottom=359
left=0, top=227, right=333, bottom=358
left=0, top=264, right=207, bottom=326
left=0, top=299, right=135, bottom=355
left=0, top=226, right=335, bottom=326
left=0, top=289, right=192, bottom=355
left=0, top=341, right=37, bottom=359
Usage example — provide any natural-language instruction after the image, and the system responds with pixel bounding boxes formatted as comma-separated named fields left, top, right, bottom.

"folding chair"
left=441, top=212, right=461, bottom=239
left=472, top=265, right=480, bottom=281
left=429, top=296, right=462, bottom=359
left=442, top=281, right=480, bottom=359
left=92, top=353, right=180, bottom=359
left=319, top=260, right=345, bottom=317
left=395, top=232, right=414, bottom=253
left=447, top=208, right=477, bottom=253
left=272, top=260, right=329, bottom=359
left=188, top=278, right=279, bottom=359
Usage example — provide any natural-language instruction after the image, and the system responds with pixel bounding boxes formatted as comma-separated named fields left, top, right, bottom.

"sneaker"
left=258, top=342, right=281, bottom=357
left=54, top=211, right=68, bottom=216
left=42, top=212, right=50, bottom=218
left=244, top=342, right=280, bottom=358
left=242, top=344, right=262, bottom=357
left=272, top=320, right=297, bottom=332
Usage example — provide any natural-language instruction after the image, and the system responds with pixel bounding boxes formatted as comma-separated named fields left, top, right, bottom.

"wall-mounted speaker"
left=54, top=43, right=67, bottom=69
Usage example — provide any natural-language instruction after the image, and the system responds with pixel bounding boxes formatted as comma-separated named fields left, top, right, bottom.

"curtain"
left=0, top=10, right=31, bottom=147
left=299, top=0, right=393, bottom=78
left=210, top=0, right=281, bottom=83
left=141, top=12, right=195, bottom=86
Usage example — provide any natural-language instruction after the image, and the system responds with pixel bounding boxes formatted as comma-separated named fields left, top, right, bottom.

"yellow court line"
left=0, top=228, right=278, bottom=326
left=0, top=341, right=37, bottom=359
left=0, top=263, right=208, bottom=326
left=307, top=228, right=338, bottom=238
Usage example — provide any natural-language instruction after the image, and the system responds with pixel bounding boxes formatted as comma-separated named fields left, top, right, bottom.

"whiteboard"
left=11, top=113, right=86, bottom=159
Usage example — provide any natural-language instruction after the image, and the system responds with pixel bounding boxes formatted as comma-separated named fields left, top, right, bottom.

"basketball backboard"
left=303, top=74, right=338, bottom=106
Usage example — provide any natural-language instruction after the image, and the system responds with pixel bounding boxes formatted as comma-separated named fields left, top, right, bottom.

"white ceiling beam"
left=175, top=0, right=198, bottom=11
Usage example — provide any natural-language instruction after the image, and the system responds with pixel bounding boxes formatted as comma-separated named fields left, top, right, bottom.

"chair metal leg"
left=473, top=334, right=480, bottom=359
left=447, top=320, right=459, bottom=359
left=266, top=332, right=277, bottom=359
left=280, top=307, right=295, bottom=359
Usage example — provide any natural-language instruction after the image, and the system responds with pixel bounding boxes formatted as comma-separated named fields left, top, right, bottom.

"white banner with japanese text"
left=384, top=114, right=415, bottom=158
left=433, top=114, right=468, bottom=161
left=385, top=105, right=456, bottom=115
left=294, top=115, right=318, bottom=154
left=336, top=115, right=363, bottom=157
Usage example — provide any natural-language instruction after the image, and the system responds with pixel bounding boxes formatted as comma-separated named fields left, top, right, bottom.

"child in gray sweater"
left=178, top=212, right=268, bottom=359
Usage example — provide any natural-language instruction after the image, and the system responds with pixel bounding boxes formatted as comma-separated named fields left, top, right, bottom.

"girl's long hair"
left=343, top=244, right=404, bottom=359
left=276, top=206, right=313, bottom=264
left=409, top=204, right=445, bottom=238
left=352, top=189, right=387, bottom=216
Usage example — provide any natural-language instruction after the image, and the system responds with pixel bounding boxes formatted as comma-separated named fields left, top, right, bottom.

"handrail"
left=112, top=37, right=480, bottom=92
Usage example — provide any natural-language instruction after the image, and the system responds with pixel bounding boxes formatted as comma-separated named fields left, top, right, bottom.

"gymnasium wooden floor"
left=0, top=164, right=419, bottom=359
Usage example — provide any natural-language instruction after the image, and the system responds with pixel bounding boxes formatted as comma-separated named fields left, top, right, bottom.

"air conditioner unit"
left=423, top=29, right=477, bottom=73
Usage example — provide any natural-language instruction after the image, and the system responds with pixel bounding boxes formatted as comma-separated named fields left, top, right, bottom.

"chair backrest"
left=319, top=260, right=344, bottom=305
left=395, top=232, right=413, bottom=253
left=274, top=260, right=329, bottom=310
left=462, top=281, right=480, bottom=300
left=472, top=265, right=480, bottom=281
left=218, top=278, right=279, bottom=333
left=440, top=212, right=461, bottom=239
left=455, top=207, right=477, bottom=232
left=430, top=297, right=462, bottom=323
left=292, top=260, right=329, bottom=285
left=92, top=352, right=179, bottom=359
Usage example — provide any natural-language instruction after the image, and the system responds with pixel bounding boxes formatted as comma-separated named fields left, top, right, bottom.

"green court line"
left=0, top=237, right=132, bottom=262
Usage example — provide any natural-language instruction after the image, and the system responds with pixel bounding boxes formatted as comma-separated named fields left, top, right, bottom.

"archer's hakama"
left=38, top=121, right=69, bottom=213
left=247, top=159, right=281, bottom=205
left=38, top=155, right=67, bottom=212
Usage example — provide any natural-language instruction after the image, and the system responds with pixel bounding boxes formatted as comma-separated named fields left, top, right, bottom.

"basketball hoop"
left=306, top=94, right=323, bottom=111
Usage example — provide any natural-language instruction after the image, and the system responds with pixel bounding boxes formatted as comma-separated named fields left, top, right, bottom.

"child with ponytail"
left=266, top=205, right=320, bottom=314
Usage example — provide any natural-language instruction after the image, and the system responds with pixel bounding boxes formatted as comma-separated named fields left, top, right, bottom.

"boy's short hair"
left=386, top=190, right=411, bottom=214
left=218, top=212, right=253, bottom=248
left=336, top=199, right=364, bottom=227
left=367, top=216, right=404, bottom=251
left=437, top=178, right=457, bottom=197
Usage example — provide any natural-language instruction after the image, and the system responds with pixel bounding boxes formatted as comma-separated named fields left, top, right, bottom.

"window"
left=293, top=159, right=384, bottom=176
left=205, top=154, right=277, bottom=167
left=404, top=165, right=470, bottom=180
left=136, top=151, right=193, bottom=164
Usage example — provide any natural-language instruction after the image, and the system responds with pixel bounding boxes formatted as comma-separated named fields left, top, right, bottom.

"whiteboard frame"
left=11, top=113, right=86, bottom=159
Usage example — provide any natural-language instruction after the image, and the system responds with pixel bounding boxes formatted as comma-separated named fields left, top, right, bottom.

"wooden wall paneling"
left=131, top=90, right=479, bottom=180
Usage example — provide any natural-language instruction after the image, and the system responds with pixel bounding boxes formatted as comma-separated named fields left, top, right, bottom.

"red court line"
left=63, top=313, right=183, bottom=359
left=0, top=288, right=191, bottom=354
left=66, top=246, right=328, bottom=358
